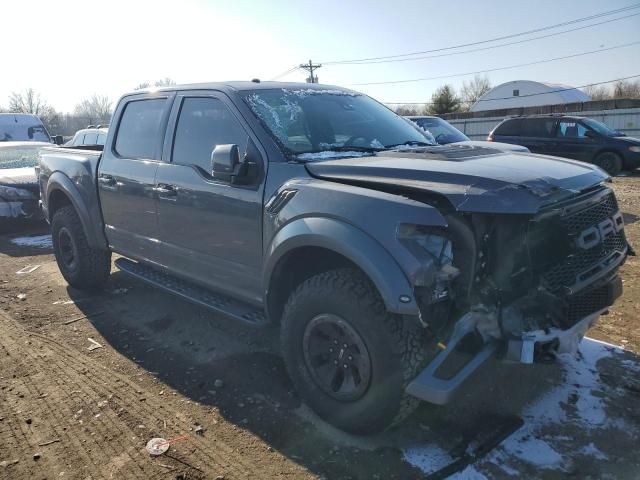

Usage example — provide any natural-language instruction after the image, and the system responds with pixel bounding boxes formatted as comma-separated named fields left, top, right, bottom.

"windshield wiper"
left=384, top=140, right=434, bottom=148
left=298, top=145, right=383, bottom=154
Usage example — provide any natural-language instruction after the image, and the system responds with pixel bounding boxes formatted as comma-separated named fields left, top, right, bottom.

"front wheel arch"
left=264, top=217, right=421, bottom=322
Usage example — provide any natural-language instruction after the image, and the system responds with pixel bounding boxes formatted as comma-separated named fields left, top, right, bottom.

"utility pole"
left=300, top=59, right=322, bottom=83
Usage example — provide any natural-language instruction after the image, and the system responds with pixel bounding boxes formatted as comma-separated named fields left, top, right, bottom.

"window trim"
left=163, top=91, right=266, bottom=188
left=112, top=96, right=172, bottom=161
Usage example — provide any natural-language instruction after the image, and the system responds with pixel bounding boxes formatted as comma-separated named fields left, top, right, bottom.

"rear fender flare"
left=46, top=172, right=108, bottom=250
left=264, top=216, right=420, bottom=316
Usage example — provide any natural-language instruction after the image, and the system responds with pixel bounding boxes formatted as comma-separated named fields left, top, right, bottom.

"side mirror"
left=52, top=135, right=64, bottom=145
left=211, top=144, right=242, bottom=183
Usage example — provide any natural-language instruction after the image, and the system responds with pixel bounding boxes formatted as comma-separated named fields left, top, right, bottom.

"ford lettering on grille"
left=576, top=211, right=624, bottom=250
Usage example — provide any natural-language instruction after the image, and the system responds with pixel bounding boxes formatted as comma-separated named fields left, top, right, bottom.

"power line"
left=350, top=41, right=640, bottom=86
left=322, top=3, right=640, bottom=65
left=269, top=66, right=301, bottom=81
left=382, top=74, right=640, bottom=105
left=331, top=13, right=640, bottom=66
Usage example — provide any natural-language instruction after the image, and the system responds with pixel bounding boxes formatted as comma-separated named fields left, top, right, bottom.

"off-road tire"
left=51, top=206, right=111, bottom=289
left=280, top=268, right=427, bottom=434
left=595, top=151, right=623, bottom=176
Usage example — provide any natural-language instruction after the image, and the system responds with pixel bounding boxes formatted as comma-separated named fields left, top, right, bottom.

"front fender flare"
left=264, top=216, right=420, bottom=316
left=46, top=172, right=108, bottom=250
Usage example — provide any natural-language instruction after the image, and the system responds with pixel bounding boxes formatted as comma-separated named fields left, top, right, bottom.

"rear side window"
left=73, top=133, right=85, bottom=146
left=172, top=97, right=249, bottom=173
left=83, top=132, right=98, bottom=144
left=494, top=119, right=522, bottom=136
left=521, top=118, right=555, bottom=138
left=97, top=133, right=107, bottom=145
left=115, top=99, right=166, bottom=159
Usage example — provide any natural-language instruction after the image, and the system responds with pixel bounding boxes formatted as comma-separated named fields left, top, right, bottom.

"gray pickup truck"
left=39, top=82, right=631, bottom=434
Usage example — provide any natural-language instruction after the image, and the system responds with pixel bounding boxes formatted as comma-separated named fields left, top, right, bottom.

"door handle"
left=98, top=175, right=116, bottom=186
left=153, top=184, right=177, bottom=196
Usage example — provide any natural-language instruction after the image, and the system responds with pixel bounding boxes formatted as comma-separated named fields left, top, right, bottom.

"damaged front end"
left=405, top=186, right=630, bottom=404
left=0, top=185, right=40, bottom=220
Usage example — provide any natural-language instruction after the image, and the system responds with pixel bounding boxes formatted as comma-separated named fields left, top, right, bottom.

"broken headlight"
left=397, top=223, right=453, bottom=264
left=397, top=223, right=457, bottom=289
left=0, top=186, right=35, bottom=201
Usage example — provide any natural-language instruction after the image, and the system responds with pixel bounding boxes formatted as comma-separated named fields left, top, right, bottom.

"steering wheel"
left=435, top=133, right=446, bottom=144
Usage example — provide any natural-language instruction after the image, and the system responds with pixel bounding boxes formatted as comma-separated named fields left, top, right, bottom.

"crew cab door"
left=97, top=94, right=173, bottom=262
left=153, top=92, right=265, bottom=304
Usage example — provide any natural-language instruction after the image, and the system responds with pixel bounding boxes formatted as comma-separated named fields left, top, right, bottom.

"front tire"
left=280, top=268, right=426, bottom=434
left=595, top=151, right=623, bottom=176
left=51, top=206, right=111, bottom=289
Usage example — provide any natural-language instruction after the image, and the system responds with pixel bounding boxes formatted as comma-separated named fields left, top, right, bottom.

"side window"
left=97, top=133, right=107, bottom=145
left=73, top=133, right=85, bottom=146
left=521, top=118, right=555, bottom=138
left=557, top=121, right=588, bottom=138
left=83, top=132, right=98, bottom=144
left=172, top=97, right=249, bottom=173
left=115, top=98, right=166, bottom=159
left=494, top=119, right=522, bottom=136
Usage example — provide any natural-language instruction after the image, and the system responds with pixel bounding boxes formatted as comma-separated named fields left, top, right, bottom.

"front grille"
left=562, top=193, right=618, bottom=234
left=540, top=192, right=626, bottom=293
left=563, top=283, right=613, bottom=327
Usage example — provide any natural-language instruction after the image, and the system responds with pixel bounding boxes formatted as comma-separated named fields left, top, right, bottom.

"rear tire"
left=595, top=151, right=623, bottom=176
left=280, top=268, right=426, bottom=434
left=51, top=206, right=111, bottom=289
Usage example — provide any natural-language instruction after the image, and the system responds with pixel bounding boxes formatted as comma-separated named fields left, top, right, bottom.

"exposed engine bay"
left=414, top=185, right=629, bottom=364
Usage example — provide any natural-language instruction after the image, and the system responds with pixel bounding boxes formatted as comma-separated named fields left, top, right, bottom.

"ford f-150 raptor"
left=38, top=81, right=631, bottom=434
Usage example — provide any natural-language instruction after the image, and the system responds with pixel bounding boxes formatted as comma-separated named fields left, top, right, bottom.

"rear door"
left=98, top=94, right=174, bottom=263
left=552, top=119, right=599, bottom=162
left=518, top=118, right=557, bottom=154
left=153, top=92, right=266, bottom=304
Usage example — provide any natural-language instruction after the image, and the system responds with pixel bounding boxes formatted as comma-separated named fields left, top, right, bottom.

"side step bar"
left=406, top=320, right=498, bottom=405
left=115, top=258, right=268, bottom=326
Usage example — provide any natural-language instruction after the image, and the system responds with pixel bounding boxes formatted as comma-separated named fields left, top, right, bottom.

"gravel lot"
left=0, top=175, right=639, bottom=479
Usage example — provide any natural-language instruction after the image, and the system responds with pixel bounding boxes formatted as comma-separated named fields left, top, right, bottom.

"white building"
left=470, top=80, right=591, bottom=112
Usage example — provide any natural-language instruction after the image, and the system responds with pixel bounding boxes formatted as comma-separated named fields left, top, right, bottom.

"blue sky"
left=1, top=0, right=639, bottom=112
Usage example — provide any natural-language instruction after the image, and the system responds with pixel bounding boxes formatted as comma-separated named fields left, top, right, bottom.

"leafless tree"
left=8, top=88, right=60, bottom=132
left=583, top=84, right=612, bottom=101
left=154, top=77, right=176, bottom=87
left=74, top=94, right=113, bottom=124
left=613, top=80, right=640, bottom=99
left=460, top=75, right=491, bottom=110
left=134, top=77, right=177, bottom=90
left=9, top=88, right=51, bottom=116
left=391, top=104, right=423, bottom=116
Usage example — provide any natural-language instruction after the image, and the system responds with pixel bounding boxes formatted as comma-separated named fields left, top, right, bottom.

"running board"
left=406, top=320, right=498, bottom=405
left=114, top=258, right=268, bottom=326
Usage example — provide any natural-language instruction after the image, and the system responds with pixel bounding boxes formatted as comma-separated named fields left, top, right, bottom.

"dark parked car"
left=488, top=115, right=640, bottom=175
left=407, top=115, right=529, bottom=152
left=39, top=82, right=629, bottom=433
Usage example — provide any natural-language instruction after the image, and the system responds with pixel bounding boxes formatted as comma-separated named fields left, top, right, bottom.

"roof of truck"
left=127, top=81, right=356, bottom=95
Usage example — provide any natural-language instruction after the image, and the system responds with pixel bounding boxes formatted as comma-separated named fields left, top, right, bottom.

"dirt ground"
left=0, top=175, right=639, bottom=479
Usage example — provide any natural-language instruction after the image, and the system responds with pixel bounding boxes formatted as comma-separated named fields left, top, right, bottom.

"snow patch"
left=10, top=234, right=53, bottom=249
left=402, top=444, right=453, bottom=474
left=580, top=442, right=608, bottom=460
left=296, top=151, right=371, bottom=161
left=283, top=88, right=359, bottom=98
left=506, top=437, right=562, bottom=468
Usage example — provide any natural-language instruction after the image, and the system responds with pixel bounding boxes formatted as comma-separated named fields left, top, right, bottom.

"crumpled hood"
left=451, top=140, right=529, bottom=153
left=0, top=167, right=39, bottom=193
left=305, top=146, right=609, bottom=214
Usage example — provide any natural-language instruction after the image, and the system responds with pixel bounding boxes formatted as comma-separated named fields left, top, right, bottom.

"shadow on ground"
left=62, top=271, right=601, bottom=479
left=0, top=221, right=51, bottom=258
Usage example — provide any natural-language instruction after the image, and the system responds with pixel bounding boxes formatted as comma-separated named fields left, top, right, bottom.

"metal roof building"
left=470, top=80, right=591, bottom=112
